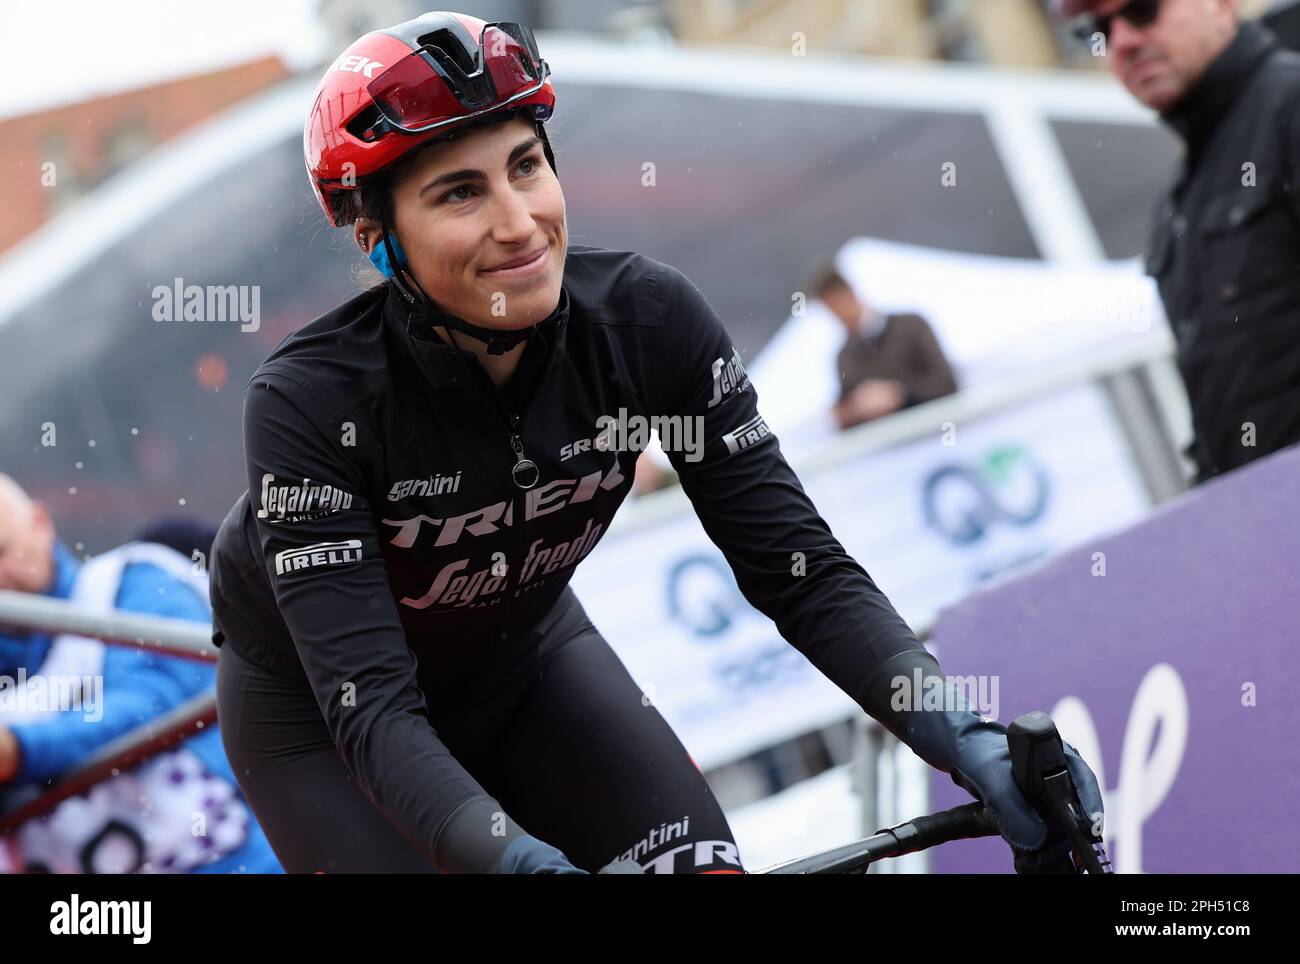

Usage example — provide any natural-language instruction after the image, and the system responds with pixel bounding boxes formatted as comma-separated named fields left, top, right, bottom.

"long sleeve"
left=239, top=374, right=521, bottom=871
left=648, top=265, right=941, bottom=731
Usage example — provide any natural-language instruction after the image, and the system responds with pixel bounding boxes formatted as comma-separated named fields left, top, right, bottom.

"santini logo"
left=388, top=471, right=462, bottom=501
left=50, top=894, right=150, bottom=944
left=274, top=539, right=363, bottom=575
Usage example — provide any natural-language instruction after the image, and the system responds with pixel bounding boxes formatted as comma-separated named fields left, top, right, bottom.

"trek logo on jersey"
left=706, top=346, right=750, bottom=409
left=642, top=839, right=743, bottom=874
left=330, top=54, right=384, bottom=78
left=382, top=458, right=625, bottom=550
left=257, top=474, right=354, bottom=523
left=274, top=539, right=363, bottom=575
left=721, top=414, right=771, bottom=455
left=387, top=471, right=463, bottom=501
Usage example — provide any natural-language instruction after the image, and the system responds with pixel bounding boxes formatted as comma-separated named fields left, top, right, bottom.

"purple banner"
left=927, top=444, right=1300, bottom=873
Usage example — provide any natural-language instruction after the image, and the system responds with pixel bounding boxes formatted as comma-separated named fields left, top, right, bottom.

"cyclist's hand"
left=597, top=857, right=646, bottom=874
left=498, top=834, right=588, bottom=874
left=1010, top=739, right=1104, bottom=873
left=902, top=690, right=1104, bottom=861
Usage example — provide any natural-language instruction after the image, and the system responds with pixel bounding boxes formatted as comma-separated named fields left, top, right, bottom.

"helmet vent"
left=346, top=104, right=386, bottom=141
left=416, top=29, right=476, bottom=75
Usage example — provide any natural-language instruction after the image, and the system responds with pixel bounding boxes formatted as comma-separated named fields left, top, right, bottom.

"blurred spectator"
left=811, top=265, right=957, bottom=431
left=0, top=474, right=279, bottom=873
left=1061, top=0, right=1300, bottom=482
left=135, top=517, right=218, bottom=565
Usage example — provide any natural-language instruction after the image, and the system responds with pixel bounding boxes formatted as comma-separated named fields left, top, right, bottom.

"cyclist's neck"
left=433, top=324, right=528, bottom=388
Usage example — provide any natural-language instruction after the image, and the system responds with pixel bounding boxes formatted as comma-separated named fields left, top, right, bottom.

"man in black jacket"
left=1060, top=0, right=1300, bottom=483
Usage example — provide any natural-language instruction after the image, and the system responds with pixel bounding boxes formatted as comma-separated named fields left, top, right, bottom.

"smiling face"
left=378, top=113, right=567, bottom=330
left=1099, top=0, right=1238, bottom=112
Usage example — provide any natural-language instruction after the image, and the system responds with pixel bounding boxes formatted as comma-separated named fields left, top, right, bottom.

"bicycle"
left=756, top=711, right=1113, bottom=874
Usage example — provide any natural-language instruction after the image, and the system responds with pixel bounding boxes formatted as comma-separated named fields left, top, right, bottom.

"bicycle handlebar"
left=758, top=802, right=996, bottom=874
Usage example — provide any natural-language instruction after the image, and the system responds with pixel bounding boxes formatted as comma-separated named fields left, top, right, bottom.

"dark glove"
left=498, top=834, right=588, bottom=874
left=901, top=685, right=1104, bottom=866
left=597, top=857, right=646, bottom=874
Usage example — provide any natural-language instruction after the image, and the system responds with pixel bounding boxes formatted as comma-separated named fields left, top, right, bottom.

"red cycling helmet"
left=304, top=11, right=557, bottom=227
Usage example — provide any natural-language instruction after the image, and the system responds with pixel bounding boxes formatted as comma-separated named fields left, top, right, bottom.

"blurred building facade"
left=0, top=56, right=289, bottom=256
left=670, top=0, right=1279, bottom=68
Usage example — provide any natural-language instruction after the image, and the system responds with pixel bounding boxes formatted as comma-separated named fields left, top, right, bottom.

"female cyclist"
left=209, top=11, right=1102, bottom=874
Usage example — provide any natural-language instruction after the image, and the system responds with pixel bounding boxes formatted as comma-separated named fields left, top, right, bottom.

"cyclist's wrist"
left=433, top=794, right=528, bottom=873
left=854, top=649, right=946, bottom=747
left=499, top=834, right=587, bottom=874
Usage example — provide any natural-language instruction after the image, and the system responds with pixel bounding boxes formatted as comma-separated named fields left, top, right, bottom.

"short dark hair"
left=809, top=262, right=851, bottom=297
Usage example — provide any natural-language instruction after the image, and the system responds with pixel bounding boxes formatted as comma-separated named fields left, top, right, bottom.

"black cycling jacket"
left=1147, top=20, right=1300, bottom=482
left=210, top=244, right=939, bottom=870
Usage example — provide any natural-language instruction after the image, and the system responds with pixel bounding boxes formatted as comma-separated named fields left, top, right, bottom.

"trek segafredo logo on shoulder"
left=706, top=346, right=750, bottom=409
left=275, top=539, right=363, bottom=575
left=257, top=474, right=354, bottom=523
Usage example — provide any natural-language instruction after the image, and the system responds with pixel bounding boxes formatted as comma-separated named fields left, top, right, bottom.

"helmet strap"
left=380, top=216, right=541, bottom=357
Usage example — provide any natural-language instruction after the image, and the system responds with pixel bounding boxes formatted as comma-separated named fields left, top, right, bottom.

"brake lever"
left=1007, top=711, right=1113, bottom=874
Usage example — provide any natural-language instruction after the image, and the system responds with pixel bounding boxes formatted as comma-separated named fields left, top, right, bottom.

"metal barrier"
left=0, top=593, right=217, bottom=831
left=0, top=590, right=216, bottom=662
left=0, top=693, right=217, bottom=833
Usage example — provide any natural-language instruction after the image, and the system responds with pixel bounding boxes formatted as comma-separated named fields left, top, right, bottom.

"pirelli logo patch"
left=721, top=414, right=771, bottom=455
left=274, top=539, right=363, bottom=575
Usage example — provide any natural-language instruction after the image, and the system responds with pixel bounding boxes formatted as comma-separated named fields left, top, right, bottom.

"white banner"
left=570, top=381, right=1150, bottom=769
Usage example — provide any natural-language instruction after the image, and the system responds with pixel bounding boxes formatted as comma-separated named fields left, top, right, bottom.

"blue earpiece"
left=369, top=234, right=407, bottom=278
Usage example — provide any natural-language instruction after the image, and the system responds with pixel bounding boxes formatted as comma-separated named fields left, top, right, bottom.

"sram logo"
left=274, top=539, right=363, bottom=575
left=330, top=54, right=384, bottom=78
left=560, top=423, right=614, bottom=462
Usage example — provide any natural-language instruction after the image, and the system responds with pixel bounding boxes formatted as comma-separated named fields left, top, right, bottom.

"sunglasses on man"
left=1073, top=0, right=1163, bottom=44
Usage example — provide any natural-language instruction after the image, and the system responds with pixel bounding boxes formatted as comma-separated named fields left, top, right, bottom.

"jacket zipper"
left=401, top=305, right=554, bottom=491
left=464, top=335, right=550, bottom=492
